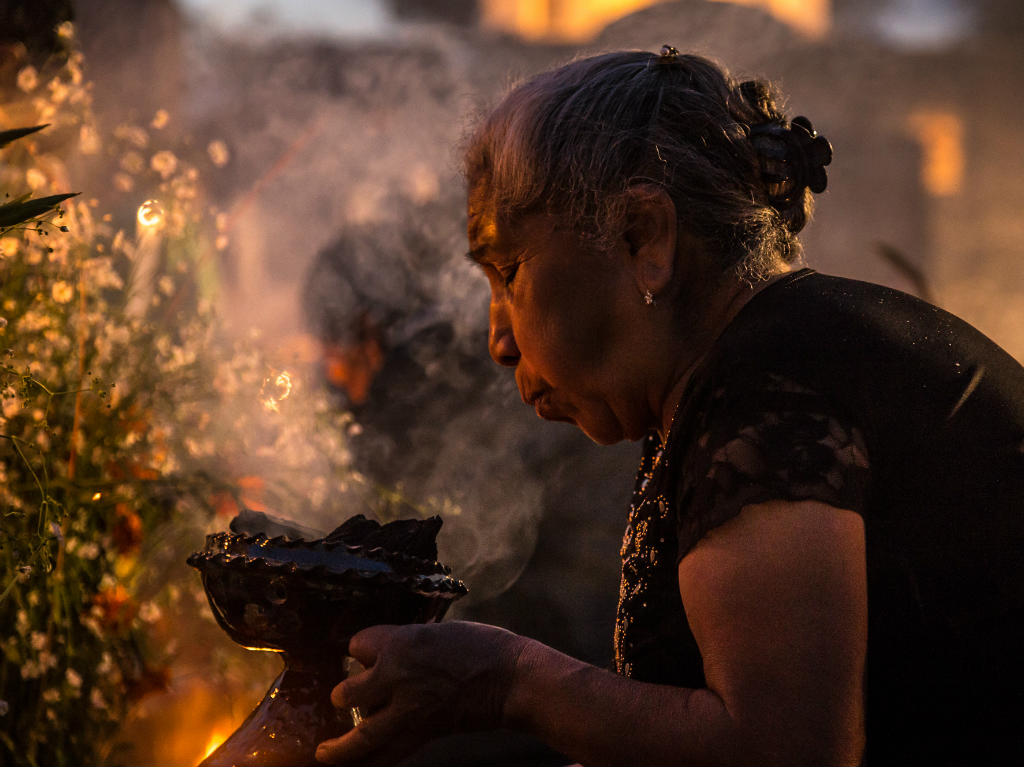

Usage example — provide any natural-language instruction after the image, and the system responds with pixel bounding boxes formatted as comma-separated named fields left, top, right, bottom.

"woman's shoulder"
left=703, top=268, right=1024, bottom=430
left=725, top=269, right=1019, bottom=367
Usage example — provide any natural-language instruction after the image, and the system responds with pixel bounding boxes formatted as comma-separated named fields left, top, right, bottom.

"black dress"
left=614, top=269, right=1024, bottom=765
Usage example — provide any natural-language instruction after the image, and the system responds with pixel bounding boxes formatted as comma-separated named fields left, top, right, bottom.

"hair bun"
left=749, top=116, right=833, bottom=208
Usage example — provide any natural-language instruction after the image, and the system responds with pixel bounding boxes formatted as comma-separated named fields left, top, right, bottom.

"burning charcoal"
left=324, top=513, right=442, bottom=561
left=321, top=513, right=382, bottom=544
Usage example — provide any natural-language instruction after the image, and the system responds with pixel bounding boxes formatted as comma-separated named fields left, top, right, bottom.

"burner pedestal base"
left=200, top=658, right=352, bottom=767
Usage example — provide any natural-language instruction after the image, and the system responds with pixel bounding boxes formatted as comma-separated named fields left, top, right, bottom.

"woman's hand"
left=315, top=620, right=529, bottom=765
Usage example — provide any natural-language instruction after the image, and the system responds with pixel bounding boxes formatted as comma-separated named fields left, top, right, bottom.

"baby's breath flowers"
left=1, top=23, right=358, bottom=767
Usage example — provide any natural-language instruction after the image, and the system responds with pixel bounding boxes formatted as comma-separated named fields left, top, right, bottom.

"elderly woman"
left=316, top=49, right=1024, bottom=766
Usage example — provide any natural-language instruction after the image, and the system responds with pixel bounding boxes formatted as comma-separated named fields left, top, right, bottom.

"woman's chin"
left=575, top=418, right=627, bottom=446
left=534, top=398, right=628, bottom=444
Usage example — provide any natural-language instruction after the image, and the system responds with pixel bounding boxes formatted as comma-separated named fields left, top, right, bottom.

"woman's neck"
left=655, top=267, right=792, bottom=440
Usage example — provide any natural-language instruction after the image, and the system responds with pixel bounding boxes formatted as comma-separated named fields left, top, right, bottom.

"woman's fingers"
left=316, top=705, right=423, bottom=766
left=319, top=622, right=531, bottom=762
left=330, top=664, right=390, bottom=711
left=347, top=624, right=397, bottom=666
left=315, top=710, right=389, bottom=765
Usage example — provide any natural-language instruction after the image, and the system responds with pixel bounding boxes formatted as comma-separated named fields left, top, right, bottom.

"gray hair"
left=464, top=50, right=816, bottom=282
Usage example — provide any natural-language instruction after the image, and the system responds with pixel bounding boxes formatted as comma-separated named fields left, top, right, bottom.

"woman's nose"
left=488, top=306, right=520, bottom=367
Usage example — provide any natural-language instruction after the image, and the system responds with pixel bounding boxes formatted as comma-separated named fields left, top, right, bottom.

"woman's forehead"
left=467, top=193, right=496, bottom=244
left=467, top=179, right=507, bottom=247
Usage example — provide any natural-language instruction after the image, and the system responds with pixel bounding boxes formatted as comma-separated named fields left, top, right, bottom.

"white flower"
left=150, top=150, right=178, bottom=179
left=17, top=66, right=38, bottom=92
left=151, top=109, right=170, bottom=130
left=79, top=124, right=101, bottom=155
left=18, top=310, right=51, bottom=333
left=33, top=96, right=56, bottom=122
left=81, top=614, right=103, bottom=637
left=21, top=661, right=42, bottom=680
left=82, top=257, right=124, bottom=291
left=0, top=238, right=18, bottom=258
left=120, top=151, right=145, bottom=174
left=114, top=123, right=149, bottom=148
left=207, top=140, right=230, bottom=167
left=90, top=688, right=106, bottom=710
left=30, top=631, right=48, bottom=651
left=43, top=689, right=60, bottom=703
left=51, top=281, right=74, bottom=304
left=65, top=668, right=82, bottom=688
left=139, top=601, right=162, bottom=623
left=38, top=651, right=57, bottom=671
left=78, top=541, right=100, bottom=560
left=26, top=168, right=47, bottom=190
left=0, top=699, right=8, bottom=716
left=47, top=77, right=69, bottom=105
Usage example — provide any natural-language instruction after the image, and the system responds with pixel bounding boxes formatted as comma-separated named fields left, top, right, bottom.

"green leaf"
left=0, top=124, right=49, bottom=149
left=0, top=192, right=78, bottom=228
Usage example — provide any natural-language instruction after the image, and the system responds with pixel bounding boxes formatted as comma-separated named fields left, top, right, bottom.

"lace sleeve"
left=674, top=372, right=871, bottom=560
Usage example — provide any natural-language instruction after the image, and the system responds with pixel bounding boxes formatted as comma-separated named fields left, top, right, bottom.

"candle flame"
left=136, top=199, right=165, bottom=229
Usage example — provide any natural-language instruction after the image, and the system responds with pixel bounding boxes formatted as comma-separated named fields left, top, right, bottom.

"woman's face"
left=467, top=184, right=652, bottom=444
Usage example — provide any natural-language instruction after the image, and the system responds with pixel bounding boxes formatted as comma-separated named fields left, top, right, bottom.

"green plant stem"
left=2, top=434, right=46, bottom=506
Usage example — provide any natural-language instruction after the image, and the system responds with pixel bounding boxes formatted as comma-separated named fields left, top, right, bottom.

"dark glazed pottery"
left=187, top=515, right=467, bottom=767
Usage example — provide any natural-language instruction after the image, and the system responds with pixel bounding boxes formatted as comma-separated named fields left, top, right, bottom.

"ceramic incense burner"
left=187, top=514, right=467, bottom=766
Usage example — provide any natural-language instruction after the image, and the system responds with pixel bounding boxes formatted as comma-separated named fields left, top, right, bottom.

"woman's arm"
left=316, top=499, right=866, bottom=766
left=508, top=499, right=867, bottom=766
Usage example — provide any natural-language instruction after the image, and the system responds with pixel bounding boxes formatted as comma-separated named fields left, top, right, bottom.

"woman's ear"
left=622, top=185, right=678, bottom=298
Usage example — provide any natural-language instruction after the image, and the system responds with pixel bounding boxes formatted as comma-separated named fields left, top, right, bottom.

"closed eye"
left=500, top=262, right=519, bottom=288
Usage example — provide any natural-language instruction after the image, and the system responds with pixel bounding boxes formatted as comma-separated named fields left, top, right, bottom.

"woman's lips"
left=531, top=390, right=551, bottom=417
left=524, top=388, right=550, bottom=414
left=528, top=391, right=573, bottom=423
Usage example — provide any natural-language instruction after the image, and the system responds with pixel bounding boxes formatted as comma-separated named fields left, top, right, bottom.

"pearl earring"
left=643, top=289, right=655, bottom=306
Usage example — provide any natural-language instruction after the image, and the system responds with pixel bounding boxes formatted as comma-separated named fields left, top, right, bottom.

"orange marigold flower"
left=112, top=504, right=143, bottom=554
left=92, top=584, right=138, bottom=634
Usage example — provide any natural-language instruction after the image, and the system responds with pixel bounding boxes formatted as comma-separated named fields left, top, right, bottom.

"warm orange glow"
left=481, top=0, right=551, bottom=40
left=323, top=336, right=384, bottom=405
left=480, top=0, right=831, bottom=42
left=906, top=109, right=964, bottom=197
left=201, top=730, right=230, bottom=762
left=481, top=0, right=658, bottom=41
left=711, top=0, right=830, bottom=38
left=118, top=674, right=261, bottom=766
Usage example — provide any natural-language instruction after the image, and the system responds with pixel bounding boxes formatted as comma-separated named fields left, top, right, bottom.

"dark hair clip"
left=749, top=116, right=833, bottom=204
left=659, top=44, right=680, bottom=59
